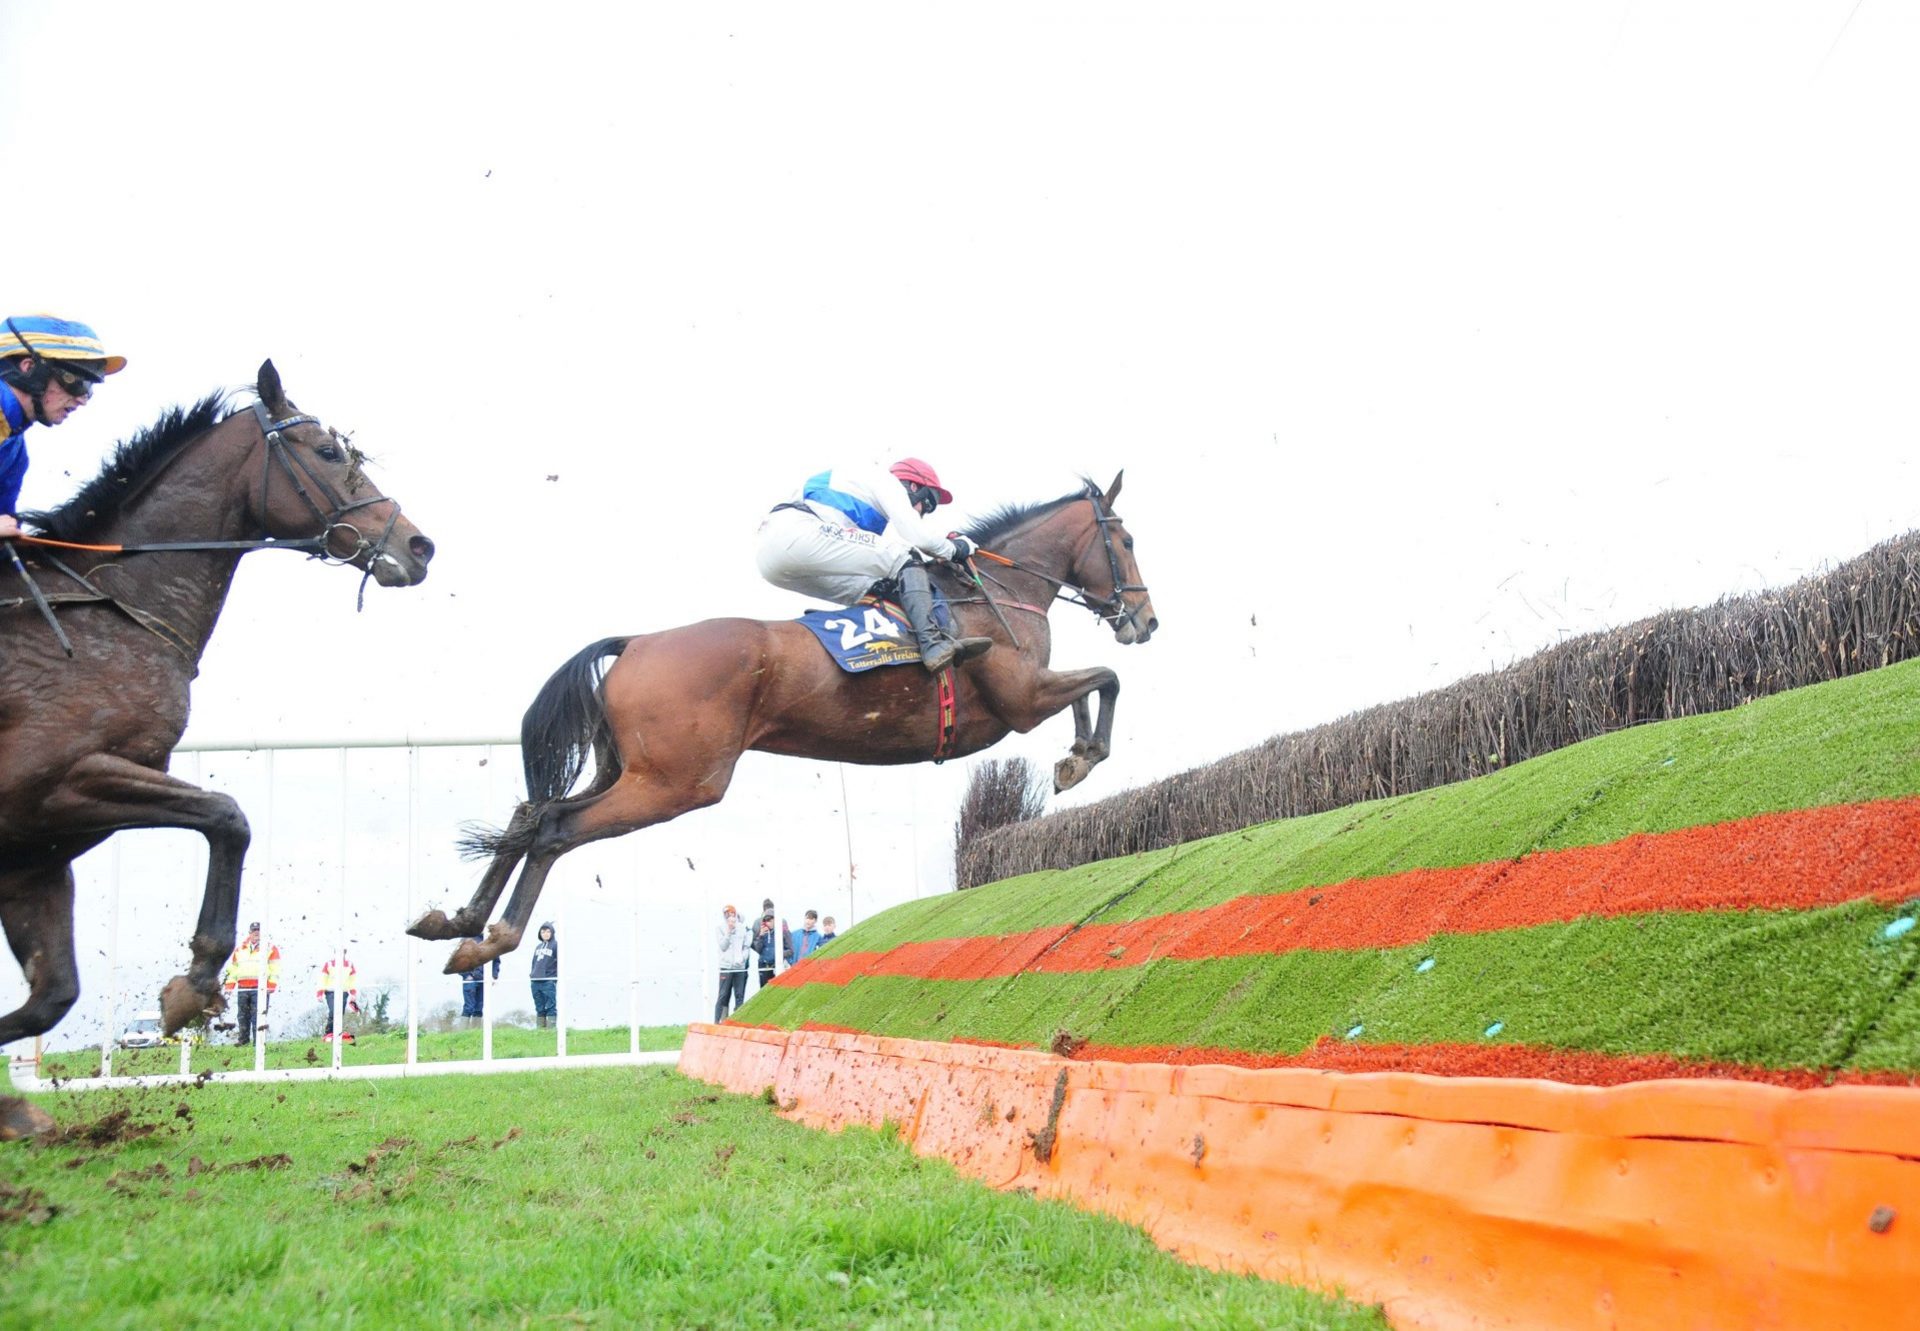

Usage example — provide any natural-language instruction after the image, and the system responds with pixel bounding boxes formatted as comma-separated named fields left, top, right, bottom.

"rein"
left=964, top=492, right=1148, bottom=627
left=14, top=402, right=406, bottom=604
left=6, top=401, right=408, bottom=652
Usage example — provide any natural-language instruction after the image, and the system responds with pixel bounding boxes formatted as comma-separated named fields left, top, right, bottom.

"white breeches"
left=755, top=509, right=915, bottom=605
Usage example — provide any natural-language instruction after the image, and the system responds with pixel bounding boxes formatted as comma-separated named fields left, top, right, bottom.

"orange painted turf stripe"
left=781, top=795, right=1920, bottom=987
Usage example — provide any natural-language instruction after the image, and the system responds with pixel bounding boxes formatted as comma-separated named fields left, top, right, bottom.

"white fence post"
left=97, top=839, right=122, bottom=1079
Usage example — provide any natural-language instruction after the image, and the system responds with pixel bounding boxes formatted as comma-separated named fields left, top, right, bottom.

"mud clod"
left=0, top=1181, right=56, bottom=1226
left=1027, top=1068, right=1071, bottom=1164
left=1049, top=1029, right=1086, bottom=1059
left=40, top=1109, right=161, bottom=1149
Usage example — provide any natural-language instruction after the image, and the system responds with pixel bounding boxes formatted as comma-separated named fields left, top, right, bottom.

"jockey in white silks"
left=755, top=457, right=993, bottom=673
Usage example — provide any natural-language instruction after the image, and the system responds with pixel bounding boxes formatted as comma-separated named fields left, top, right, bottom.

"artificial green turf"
left=742, top=901, right=1920, bottom=1073
left=833, top=659, right=1920, bottom=954
left=0, top=1069, right=1384, bottom=1330
left=37, top=1024, right=688, bottom=1081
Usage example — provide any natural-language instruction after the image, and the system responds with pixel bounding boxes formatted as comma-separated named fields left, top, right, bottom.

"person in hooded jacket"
left=714, top=905, right=754, bottom=1021
left=529, top=922, right=559, bottom=1028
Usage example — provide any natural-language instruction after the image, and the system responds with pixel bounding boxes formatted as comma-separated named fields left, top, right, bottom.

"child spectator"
left=792, top=910, right=825, bottom=962
left=530, top=922, right=559, bottom=1028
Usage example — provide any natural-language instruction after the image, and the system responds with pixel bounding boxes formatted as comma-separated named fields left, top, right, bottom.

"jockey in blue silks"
left=756, top=457, right=993, bottom=673
left=1, top=313, right=127, bottom=540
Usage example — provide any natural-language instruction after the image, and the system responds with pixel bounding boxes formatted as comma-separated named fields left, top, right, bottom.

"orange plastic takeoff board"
left=681, top=1023, right=1920, bottom=1331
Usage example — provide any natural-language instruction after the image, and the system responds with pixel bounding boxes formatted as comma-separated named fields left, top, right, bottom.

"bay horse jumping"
left=413, top=472, right=1155, bottom=972
left=0, top=361, right=434, bottom=1138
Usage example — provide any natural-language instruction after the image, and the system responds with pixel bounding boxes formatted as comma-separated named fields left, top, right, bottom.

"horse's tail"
left=522, top=636, right=632, bottom=804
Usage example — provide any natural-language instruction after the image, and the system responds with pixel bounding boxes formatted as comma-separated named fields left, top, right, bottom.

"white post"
left=405, top=744, right=419, bottom=1068
left=839, top=764, right=857, bottom=924
left=178, top=1031, right=192, bottom=1076
left=555, top=882, right=567, bottom=1059
left=254, top=751, right=275, bottom=1075
left=629, top=855, right=641, bottom=1056
left=482, top=945, right=494, bottom=1064
left=98, top=839, right=123, bottom=1079
left=332, top=748, right=348, bottom=1073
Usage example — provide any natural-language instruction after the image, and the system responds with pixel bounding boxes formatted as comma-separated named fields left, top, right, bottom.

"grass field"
left=1, top=1067, right=1383, bottom=1330
left=36, top=1024, right=689, bottom=1081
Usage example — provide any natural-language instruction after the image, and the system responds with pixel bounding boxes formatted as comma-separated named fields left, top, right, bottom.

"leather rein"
left=5, top=401, right=408, bottom=654
left=959, top=490, right=1149, bottom=629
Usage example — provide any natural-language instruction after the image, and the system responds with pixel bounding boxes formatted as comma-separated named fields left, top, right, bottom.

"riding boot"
left=898, top=563, right=992, bottom=673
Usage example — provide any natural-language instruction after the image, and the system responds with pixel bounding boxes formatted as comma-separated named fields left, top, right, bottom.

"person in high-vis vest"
left=220, top=922, right=282, bottom=1045
left=316, top=953, right=360, bottom=1042
left=0, top=313, right=127, bottom=541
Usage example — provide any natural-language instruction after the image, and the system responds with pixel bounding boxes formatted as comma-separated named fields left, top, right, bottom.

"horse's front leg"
left=0, top=865, right=75, bottom=1139
left=971, top=662, right=1121, bottom=793
left=40, top=754, right=250, bottom=1033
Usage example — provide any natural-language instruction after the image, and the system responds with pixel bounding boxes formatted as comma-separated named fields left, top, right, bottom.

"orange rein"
left=10, top=534, right=126, bottom=553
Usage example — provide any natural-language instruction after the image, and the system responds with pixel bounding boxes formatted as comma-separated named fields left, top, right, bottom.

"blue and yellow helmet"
left=2, top=313, right=127, bottom=377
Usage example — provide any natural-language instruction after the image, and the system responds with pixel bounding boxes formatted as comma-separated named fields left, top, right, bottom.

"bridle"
left=12, top=398, right=410, bottom=614
left=248, top=401, right=406, bottom=606
left=970, top=488, right=1149, bottom=627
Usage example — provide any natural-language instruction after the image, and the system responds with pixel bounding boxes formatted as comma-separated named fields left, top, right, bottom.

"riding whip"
left=4, top=540, right=74, bottom=657
left=966, top=560, right=1022, bottom=650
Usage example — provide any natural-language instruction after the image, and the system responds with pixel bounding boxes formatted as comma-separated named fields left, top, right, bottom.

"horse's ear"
left=1104, top=470, right=1124, bottom=506
left=257, top=359, right=287, bottom=415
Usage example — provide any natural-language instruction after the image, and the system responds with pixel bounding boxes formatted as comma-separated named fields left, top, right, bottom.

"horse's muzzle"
left=1113, top=601, right=1158, bottom=645
left=367, top=522, right=436, bottom=587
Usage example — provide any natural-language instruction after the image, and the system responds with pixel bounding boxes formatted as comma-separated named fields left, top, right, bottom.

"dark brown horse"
left=413, top=473, right=1155, bottom=973
left=0, top=361, right=433, bottom=1136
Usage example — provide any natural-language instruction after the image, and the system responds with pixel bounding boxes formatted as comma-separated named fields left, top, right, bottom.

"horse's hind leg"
left=0, top=867, right=80, bottom=1050
left=446, top=765, right=736, bottom=973
left=410, top=802, right=538, bottom=941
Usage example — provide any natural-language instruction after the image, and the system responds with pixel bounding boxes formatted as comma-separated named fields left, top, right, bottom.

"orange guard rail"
left=682, top=1023, right=1919, bottom=1331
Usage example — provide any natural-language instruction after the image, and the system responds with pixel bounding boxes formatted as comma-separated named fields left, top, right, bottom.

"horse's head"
left=1071, top=471, right=1157, bottom=645
left=249, top=360, right=435, bottom=587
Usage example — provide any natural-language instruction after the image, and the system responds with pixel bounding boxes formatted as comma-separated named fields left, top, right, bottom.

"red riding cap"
left=889, top=457, right=952, bottom=506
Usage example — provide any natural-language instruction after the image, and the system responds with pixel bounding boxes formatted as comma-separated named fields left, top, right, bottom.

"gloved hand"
left=947, top=536, right=975, bottom=564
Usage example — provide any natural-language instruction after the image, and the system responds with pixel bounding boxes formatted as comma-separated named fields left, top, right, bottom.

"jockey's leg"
left=899, top=558, right=993, bottom=673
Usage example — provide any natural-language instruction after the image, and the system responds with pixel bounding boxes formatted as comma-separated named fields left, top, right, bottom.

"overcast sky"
left=3, top=3, right=1915, bottom=1045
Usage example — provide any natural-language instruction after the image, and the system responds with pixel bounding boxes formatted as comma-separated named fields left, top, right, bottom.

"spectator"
left=792, top=910, right=825, bottom=962
left=220, top=921, right=281, bottom=1045
left=820, top=917, right=838, bottom=945
left=316, top=952, right=359, bottom=1043
left=714, top=905, right=753, bottom=1021
left=529, top=922, right=559, bottom=1029
left=752, top=906, right=778, bottom=990
left=460, top=939, right=501, bottom=1025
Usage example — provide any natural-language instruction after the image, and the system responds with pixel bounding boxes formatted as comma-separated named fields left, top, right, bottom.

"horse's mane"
left=961, top=478, right=1098, bottom=548
left=23, top=392, right=242, bottom=542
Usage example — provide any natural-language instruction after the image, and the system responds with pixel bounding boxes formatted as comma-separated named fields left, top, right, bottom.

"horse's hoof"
left=1054, top=755, right=1090, bottom=793
left=409, top=909, right=458, bottom=941
left=0, top=1096, right=56, bottom=1142
left=159, top=976, right=220, bottom=1035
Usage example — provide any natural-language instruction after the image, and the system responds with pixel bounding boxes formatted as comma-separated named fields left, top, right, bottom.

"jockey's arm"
left=869, top=468, right=960, bottom=561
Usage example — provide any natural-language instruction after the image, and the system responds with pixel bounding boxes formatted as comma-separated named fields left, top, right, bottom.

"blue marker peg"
left=1345, top=1023, right=1365, bottom=1040
left=1483, top=1021, right=1505, bottom=1039
left=1885, top=916, right=1916, bottom=941
left=1416, top=957, right=1436, bottom=974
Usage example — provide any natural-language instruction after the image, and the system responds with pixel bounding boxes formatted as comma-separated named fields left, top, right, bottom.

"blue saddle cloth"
left=796, top=592, right=951, bottom=673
